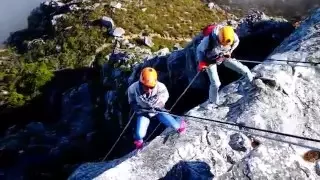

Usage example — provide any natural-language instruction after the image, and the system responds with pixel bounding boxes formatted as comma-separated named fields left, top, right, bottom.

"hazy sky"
left=0, top=0, right=44, bottom=44
left=1, top=0, right=319, bottom=45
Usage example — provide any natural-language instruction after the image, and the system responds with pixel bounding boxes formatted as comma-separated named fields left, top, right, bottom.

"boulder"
left=61, top=83, right=93, bottom=137
left=208, top=2, right=217, bottom=10
left=154, top=48, right=170, bottom=57
left=143, top=36, right=154, bottom=47
left=110, top=27, right=125, bottom=37
left=228, top=133, right=251, bottom=152
left=101, top=16, right=114, bottom=29
left=25, top=122, right=45, bottom=136
left=236, top=10, right=293, bottom=38
left=160, top=161, right=215, bottom=180
left=68, top=8, right=320, bottom=180
left=51, top=14, right=67, bottom=26
left=42, top=0, right=65, bottom=10
left=173, top=43, right=182, bottom=50
left=1, top=90, right=9, bottom=95
left=110, top=1, right=122, bottom=9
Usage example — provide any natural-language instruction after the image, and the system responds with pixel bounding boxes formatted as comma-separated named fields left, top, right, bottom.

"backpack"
left=201, top=24, right=218, bottom=57
left=202, top=24, right=217, bottom=36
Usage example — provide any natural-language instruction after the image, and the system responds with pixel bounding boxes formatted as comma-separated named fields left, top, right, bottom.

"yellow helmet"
left=218, top=26, right=235, bottom=46
left=139, top=67, right=158, bottom=88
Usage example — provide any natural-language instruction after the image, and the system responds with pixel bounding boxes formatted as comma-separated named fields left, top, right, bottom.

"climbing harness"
left=102, top=111, right=136, bottom=161
left=142, top=109, right=320, bottom=151
left=145, top=71, right=202, bottom=142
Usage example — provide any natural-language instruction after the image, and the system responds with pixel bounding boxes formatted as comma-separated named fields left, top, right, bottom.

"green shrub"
left=17, top=62, right=53, bottom=95
left=151, top=37, right=188, bottom=51
left=7, top=91, right=25, bottom=107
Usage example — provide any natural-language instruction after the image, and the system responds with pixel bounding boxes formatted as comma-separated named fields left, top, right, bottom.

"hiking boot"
left=177, top=119, right=187, bottom=134
left=134, top=140, right=143, bottom=149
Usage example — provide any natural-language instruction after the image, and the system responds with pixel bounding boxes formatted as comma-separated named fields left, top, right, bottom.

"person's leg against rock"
left=223, top=58, right=254, bottom=82
left=134, top=115, right=150, bottom=149
left=200, top=64, right=221, bottom=109
left=156, top=112, right=186, bottom=134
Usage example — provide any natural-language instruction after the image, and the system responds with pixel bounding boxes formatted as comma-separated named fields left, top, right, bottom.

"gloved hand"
left=198, top=61, right=208, bottom=71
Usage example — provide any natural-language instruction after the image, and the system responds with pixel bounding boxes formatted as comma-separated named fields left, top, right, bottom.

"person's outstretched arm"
left=196, top=36, right=210, bottom=62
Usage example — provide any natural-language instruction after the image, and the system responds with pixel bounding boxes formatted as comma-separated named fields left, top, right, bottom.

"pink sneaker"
left=177, top=119, right=186, bottom=134
left=134, top=140, right=143, bottom=149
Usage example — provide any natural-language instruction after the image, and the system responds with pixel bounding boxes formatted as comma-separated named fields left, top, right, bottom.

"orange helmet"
left=139, top=67, right=158, bottom=88
left=218, top=26, right=235, bottom=46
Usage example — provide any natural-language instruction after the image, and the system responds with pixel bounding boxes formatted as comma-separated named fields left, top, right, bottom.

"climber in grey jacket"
left=127, top=67, right=186, bottom=149
left=196, top=24, right=254, bottom=109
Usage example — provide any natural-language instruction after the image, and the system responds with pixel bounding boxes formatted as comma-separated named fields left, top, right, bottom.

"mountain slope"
left=69, top=8, right=320, bottom=180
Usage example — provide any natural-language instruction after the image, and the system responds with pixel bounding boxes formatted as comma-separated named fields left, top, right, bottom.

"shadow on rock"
left=159, top=160, right=214, bottom=180
left=0, top=66, right=116, bottom=180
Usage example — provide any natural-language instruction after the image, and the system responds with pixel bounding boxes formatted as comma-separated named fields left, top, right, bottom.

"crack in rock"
left=315, top=160, right=320, bottom=176
left=243, top=162, right=252, bottom=180
left=295, top=161, right=311, bottom=178
left=204, top=126, right=212, bottom=146
left=226, top=155, right=236, bottom=165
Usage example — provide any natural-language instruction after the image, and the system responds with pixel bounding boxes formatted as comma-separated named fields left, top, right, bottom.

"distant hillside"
left=0, top=0, right=230, bottom=108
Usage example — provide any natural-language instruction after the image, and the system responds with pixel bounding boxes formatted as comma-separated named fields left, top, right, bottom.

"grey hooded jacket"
left=127, top=81, right=169, bottom=117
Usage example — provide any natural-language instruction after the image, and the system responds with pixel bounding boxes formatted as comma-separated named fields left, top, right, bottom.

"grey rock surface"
left=143, top=36, right=154, bottom=47
left=61, top=83, right=93, bottom=137
left=101, top=16, right=115, bottom=29
left=154, top=47, right=170, bottom=57
left=110, top=27, right=125, bottom=37
left=69, top=8, right=320, bottom=180
left=110, top=1, right=122, bottom=9
left=316, top=160, right=320, bottom=176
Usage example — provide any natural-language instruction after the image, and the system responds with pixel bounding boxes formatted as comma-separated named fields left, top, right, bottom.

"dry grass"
left=90, top=0, right=228, bottom=38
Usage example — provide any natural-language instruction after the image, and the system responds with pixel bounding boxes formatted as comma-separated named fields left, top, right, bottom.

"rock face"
left=110, top=27, right=125, bottom=37
left=101, top=16, right=115, bottom=29
left=0, top=81, right=96, bottom=179
left=68, top=8, right=320, bottom=180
